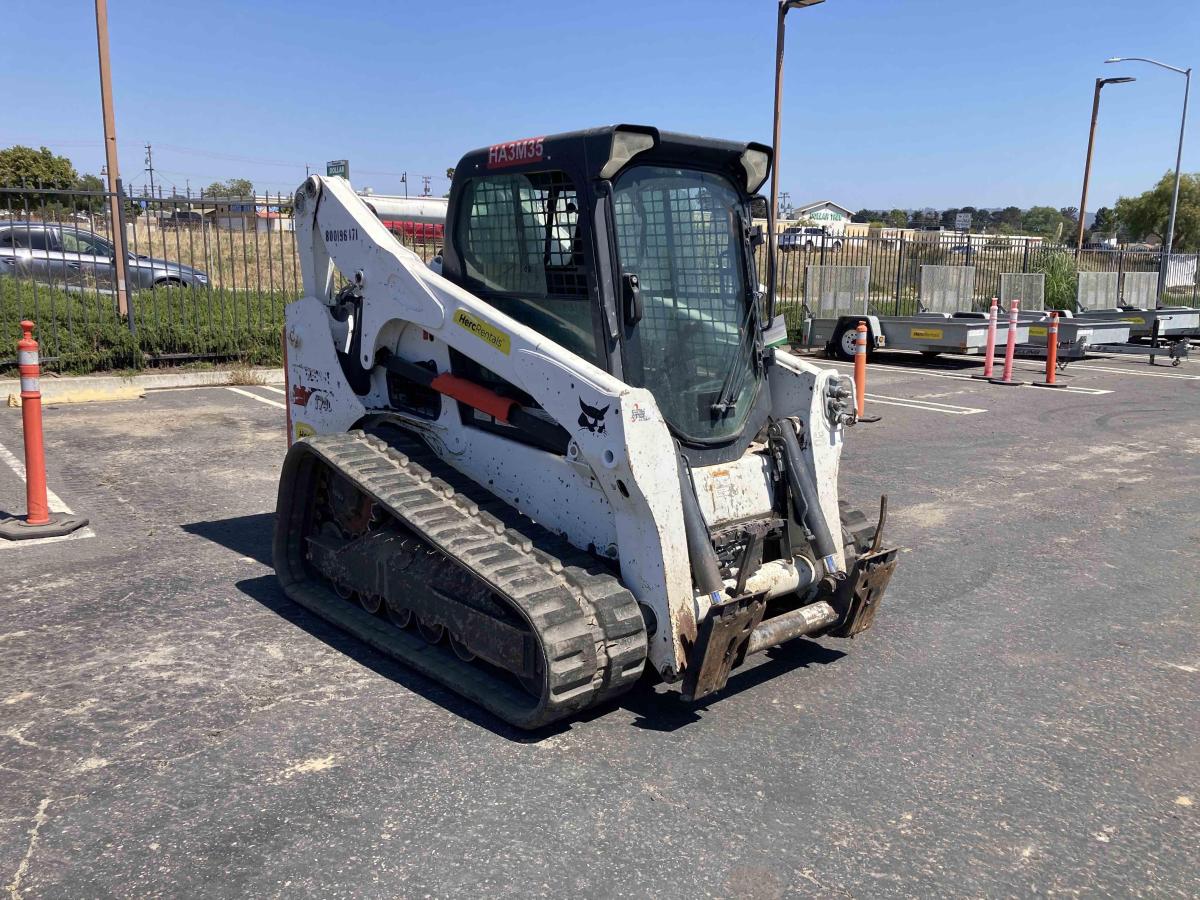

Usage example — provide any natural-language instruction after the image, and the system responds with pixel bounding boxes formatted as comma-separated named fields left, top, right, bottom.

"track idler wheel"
left=416, top=617, right=445, bottom=644
left=385, top=603, right=413, bottom=628
left=449, top=633, right=477, bottom=662
left=359, top=593, right=383, bottom=615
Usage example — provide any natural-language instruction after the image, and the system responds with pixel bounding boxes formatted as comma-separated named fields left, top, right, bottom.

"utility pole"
left=144, top=143, right=156, bottom=200
left=422, top=175, right=432, bottom=197
left=402, top=172, right=408, bottom=199
left=94, top=0, right=130, bottom=318
left=1076, top=76, right=1135, bottom=252
left=767, top=0, right=825, bottom=323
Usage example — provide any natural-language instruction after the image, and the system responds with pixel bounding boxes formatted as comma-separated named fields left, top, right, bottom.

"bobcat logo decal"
left=577, top=398, right=610, bottom=434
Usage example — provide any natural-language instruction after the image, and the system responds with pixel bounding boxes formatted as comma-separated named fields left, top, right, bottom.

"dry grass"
left=228, top=360, right=269, bottom=385
left=123, top=220, right=301, bottom=294
left=119, top=220, right=441, bottom=294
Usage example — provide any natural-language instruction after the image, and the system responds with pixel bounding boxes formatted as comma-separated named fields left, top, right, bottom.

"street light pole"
left=767, top=0, right=824, bottom=322
left=1106, top=57, right=1191, bottom=304
left=1163, top=68, right=1190, bottom=300
left=1077, top=76, right=1135, bottom=253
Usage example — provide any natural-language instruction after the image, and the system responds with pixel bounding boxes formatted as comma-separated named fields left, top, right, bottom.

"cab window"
left=454, top=171, right=600, bottom=366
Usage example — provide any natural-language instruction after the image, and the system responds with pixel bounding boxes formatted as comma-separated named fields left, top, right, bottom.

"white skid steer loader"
left=274, top=125, right=897, bottom=728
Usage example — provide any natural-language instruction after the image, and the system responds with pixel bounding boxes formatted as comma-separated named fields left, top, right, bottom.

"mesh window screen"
left=613, top=166, right=757, bottom=442
left=456, top=171, right=597, bottom=363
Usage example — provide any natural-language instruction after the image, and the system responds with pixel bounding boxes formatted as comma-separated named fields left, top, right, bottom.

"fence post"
left=115, top=178, right=135, bottom=334
left=1117, top=250, right=1126, bottom=303
left=1021, top=238, right=1030, bottom=274
left=894, top=235, right=905, bottom=315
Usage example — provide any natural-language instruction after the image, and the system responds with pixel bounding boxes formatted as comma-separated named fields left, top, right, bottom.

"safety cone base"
left=987, top=377, right=1025, bottom=386
left=0, top=513, right=89, bottom=541
left=1031, top=381, right=1068, bottom=389
left=970, top=373, right=993, bottom=380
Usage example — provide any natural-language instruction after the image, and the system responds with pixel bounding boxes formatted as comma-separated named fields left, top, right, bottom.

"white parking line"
left=865, top=394, right=986, bottom=416
left=1069, top=363, right=1199, bottom=380
left=226, top=386, right=286, bottom=410
left=0, top=440, right=95, bottom=547
left=822, top=358, right=1113, bottom=395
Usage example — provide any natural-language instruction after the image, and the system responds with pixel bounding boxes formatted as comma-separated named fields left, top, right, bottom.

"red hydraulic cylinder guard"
left=430, top=372, right=517, bottom=422
left=17, top=321, right=50, bottom=527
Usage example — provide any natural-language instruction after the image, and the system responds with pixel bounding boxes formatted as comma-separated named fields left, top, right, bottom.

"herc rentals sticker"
left=454, top=309, right=510, bottom=354
left=1029, top=326, right=1048, bottom=337
left=487, top=137, right=544, bottom=169
left=910, top=327, right=943, bottom=340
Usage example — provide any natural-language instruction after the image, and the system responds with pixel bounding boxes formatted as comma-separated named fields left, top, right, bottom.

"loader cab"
left=441, top=125, right=773, bottom=464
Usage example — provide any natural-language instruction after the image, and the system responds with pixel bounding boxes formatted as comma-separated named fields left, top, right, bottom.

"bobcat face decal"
left=577, top=398, right=610, bottom=434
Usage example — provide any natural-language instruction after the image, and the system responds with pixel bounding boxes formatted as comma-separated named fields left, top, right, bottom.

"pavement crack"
left=5, top=797, right=51, bottom=900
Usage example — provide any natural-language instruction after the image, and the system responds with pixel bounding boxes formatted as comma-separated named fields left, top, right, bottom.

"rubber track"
left=274, top=429, right=647, bottom=729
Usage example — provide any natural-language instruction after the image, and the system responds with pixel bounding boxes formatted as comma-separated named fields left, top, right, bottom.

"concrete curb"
left=3, top=368, right=285, bottom=407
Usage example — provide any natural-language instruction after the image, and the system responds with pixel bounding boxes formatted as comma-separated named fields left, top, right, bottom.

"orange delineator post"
left=854, top=320, right=867, bottom=417
left=971, top=298, right=999, bottom=380
left=1033, top=311, right=1067, bottom=389
left=0, top=321, right=88, bottom=541
left=17, top=321, right=50, bottom=526
left=988, top=300, right=1025, bottom=386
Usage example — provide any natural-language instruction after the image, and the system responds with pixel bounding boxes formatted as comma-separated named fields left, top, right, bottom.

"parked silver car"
left=0, top=222, right=209, bottom=290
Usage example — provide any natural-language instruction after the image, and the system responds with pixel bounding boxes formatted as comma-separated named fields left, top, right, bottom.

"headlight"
left=192, top=273, right=209, bottom=284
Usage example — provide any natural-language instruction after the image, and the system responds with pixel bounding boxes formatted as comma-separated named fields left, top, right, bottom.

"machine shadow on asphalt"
left=230, top=571, right=848, bottom=742
left=182, top=513, right=275, bottom=567
left=613, top=641, right=847, bottom=733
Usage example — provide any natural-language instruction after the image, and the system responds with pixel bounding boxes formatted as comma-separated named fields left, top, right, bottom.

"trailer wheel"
left=830, top=321, right=873, bottom=362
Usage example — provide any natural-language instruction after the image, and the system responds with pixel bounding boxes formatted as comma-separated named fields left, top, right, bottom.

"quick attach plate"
left=681, top=592, right=767, bottom=702
left=828, top=546, right=898, bottom=638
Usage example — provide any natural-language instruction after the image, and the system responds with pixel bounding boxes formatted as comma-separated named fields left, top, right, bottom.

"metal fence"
left=0, top=185, right=441, bottom=373
left=2, top=184, right=1198, bottom=374
left=769, top=233, right=1200, bottom=319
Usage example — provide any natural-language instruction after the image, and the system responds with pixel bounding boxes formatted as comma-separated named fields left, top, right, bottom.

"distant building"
left=788, top=200, right=855, bottom=234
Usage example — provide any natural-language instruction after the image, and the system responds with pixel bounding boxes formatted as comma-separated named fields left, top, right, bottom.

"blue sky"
left=1, top=0, right=1196, bottom=212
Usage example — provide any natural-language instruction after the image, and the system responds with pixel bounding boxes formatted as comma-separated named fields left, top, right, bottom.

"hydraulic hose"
left=774, top=419, right=842, bottom=576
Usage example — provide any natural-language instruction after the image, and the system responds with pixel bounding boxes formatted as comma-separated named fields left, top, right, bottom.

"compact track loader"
left=274, top=126, right=897, bottom=727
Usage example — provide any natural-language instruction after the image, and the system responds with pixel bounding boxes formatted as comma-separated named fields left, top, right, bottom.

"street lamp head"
left=1100, top=76, right=1136, bottom=86
left=1104, top=57, right=1123, bottom=64
left=783, top=0, right=825, bottom=9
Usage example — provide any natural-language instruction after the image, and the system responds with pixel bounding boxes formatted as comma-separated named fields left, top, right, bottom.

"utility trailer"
left=800, top=265, right=1028, bottom=360
left=1053, top=271, right=1194, bottom=365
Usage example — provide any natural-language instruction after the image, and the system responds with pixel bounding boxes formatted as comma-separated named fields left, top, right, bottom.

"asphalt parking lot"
left=1, top=352, right=1197, bottom=898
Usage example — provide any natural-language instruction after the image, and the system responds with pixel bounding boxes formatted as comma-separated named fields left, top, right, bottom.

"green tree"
left=1021, top=206, right=1064, bottom=239
left=0, top=145, right=77, bottom=187
left=1091, top=206, right=1117, bottom=234
left=996, top=206, right=1023, bottom=232
left=203, top=178, right=254, bottom=198
left=886, top=209, right=908, bottom=228
left=74, top=173, right=107, bottom=213
left=1113, top=171, right=1199, bottom=251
